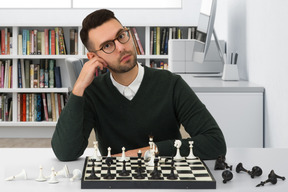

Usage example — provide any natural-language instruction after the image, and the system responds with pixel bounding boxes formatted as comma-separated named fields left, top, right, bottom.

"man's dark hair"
left=80, top=9, right=121, bottom=51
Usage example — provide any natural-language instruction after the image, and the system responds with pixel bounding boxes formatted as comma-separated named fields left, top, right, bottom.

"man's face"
left=88, top=19, right=137, bottom=74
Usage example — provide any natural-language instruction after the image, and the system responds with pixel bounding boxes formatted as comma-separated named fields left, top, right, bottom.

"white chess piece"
left=107, top=147, right=111, bottom=157
left=146, top=148, right=155, bottom=167
left=56, top=165, right=70, bottom=178
left=92, top=141, right=102, bottom=161
left=173, top=140, right=184, bottom=161
left=119, top=147, right=128, bottom=162
left=48, top=167, right=59, bottom=184
left=35, top=165, right=47, bottom=182
left=70, top=169, right=82, bottom=182
left=186, top=141, right=197, bottom=159
left=5, top=169, right=27, bottom=181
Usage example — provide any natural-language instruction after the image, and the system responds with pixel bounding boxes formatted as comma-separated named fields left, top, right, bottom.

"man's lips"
left=120, top=54, right=131, bottom=62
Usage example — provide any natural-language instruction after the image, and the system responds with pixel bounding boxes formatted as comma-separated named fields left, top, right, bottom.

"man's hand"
left=112, top=146, right=150, bottom=157
left=72, top=56, right=108, bottom=97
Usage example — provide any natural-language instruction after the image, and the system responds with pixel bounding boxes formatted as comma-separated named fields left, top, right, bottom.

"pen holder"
left=222, top=64, right=239, bottom=81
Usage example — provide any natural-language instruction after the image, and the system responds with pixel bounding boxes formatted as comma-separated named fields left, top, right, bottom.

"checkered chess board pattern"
left=81, top=156, right=216, bottom=189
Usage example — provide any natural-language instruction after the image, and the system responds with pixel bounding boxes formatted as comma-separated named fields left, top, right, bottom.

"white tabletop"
left=179, top=75, right=264, bottom=93
left=0, top=148, right=287, bottom=192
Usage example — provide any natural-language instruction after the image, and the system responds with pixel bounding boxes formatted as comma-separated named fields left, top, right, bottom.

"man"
left=51, top=9, right=226, bottom=161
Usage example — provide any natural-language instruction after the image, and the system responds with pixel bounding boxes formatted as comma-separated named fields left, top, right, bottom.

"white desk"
left=0, top=148, right=287, bottom=192
left=180, top=75, right=265, bottom=148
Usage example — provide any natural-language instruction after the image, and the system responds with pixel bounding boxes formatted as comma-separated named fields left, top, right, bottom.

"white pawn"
left=5, top=169, right=27, bottom=181
left=35, top=165, right=46, bottom=182
left=70, top=169, right=82, bottom=182
left=56, top=165, right=70, bottom=178
left=107, top=147, right=111, bottom=157
left=173, top=140, right=184, bottom=161
left=186, top=141, right=197, bottom=159
left=119, top=147, right=128, bottom=162
left=48, top=167, right=59, bottom=184
left=92, top=141, right=102, bottom=161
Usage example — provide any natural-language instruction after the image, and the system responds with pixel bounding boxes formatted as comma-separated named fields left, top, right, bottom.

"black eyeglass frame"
left=90, top=28, right=131, bottom=55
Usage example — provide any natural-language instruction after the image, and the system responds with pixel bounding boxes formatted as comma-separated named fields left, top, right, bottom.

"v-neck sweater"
left=52, top=66, right=226, bottom=161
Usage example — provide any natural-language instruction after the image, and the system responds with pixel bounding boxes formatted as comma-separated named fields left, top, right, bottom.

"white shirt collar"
left=110, top=62, right=144, bottom=100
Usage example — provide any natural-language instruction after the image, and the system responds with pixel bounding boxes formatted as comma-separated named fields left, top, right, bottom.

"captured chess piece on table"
left=222, top=170, right=233, bottom=183
left=35, top=165, right=47, bottom=182
left=48, top=167, right=59, bottom=184
left=214, top=155, right=232, bottom=170
left=70, top=169, right=82, bottom=182
left=236, top=163, right=262, bottom=178
left=5, top=169, right=27, bottom=181
left=256, top=170, right=286, bottom=187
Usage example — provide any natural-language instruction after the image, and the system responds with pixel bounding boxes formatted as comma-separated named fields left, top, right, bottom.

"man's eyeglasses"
left=91, top=28, right=130, bottom=55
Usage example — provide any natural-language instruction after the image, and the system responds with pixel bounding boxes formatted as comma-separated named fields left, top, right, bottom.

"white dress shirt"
left=110, top=63, right=144, bottom=100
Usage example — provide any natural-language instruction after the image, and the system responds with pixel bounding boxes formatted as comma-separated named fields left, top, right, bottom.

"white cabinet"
left=181, top=74, right=264, bottom=148
left=196, top=92, right=263, bottom=148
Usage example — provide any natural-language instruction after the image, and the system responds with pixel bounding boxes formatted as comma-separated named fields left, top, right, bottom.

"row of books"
left=150, top=27, right=197, bottom=55
left=0, top=60, right=13, bottom=88
left=17, top=92, right=66, bottom=122
left=0, top=28, right=12, bottom=55
left=129, top=27, right=145, bottom=55
left=0, top=93, right=12, bottom=121
left=18, top=59, right=62, bottom=88
left=18, top=27, right=68, bottom=55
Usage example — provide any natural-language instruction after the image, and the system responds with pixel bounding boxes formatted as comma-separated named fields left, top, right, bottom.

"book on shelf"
left=70, top=29, right=78, bottom=55
left=0, top=60, right=13, bottom=88
left=0, top=93, right=12, bottom=121
left=19, top=27, right=68, bottom=55
left=17, top=59, right=62, bottom=89
left=150, top=27, right=196, bottom=55
left=150, top=60, right=168, bottom=70
left=0, top=28, right=12, bottom=55
left=129, top=27, right=145, bottom=55
left=17, top=92, right=66, bottom=122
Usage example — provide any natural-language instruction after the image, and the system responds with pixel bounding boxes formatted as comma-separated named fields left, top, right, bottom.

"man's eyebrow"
left=99, top=28, right=125, bottom=49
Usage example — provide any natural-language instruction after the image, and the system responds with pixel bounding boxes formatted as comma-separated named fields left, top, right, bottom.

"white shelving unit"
left=0, top=24, right=193, bottom=138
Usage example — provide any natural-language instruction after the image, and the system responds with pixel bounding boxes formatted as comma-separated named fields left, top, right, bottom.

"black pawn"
left=150, top=158, right=161, bottom=179
left=167, top=158, right=178, bottom=180
left=256, top=175, right=277, bottom=187
left=119, top=160, right=129, bottom=176
left=222, top=170, right=233, bottom=183
left=134, top=167, right=145, bottom=179
left=104, top=157, right=115, bottom=179
left=87, top=159, right=99, bottom=179
left=250, top=166, right=263, bottom=178
left=268, top=170, right=285, bottom=181
left=236, top=163, right=262, bottom=178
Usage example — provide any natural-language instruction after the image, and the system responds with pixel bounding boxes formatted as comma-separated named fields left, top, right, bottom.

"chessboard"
left=81, top=156, right=216, bottom=189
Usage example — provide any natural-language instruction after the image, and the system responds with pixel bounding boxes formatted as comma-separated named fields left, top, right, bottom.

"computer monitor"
left=168, top=0, right=226, bottom=74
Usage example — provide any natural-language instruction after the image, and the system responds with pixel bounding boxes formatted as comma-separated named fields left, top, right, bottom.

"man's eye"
left=103, top=42, right=112, bottom=49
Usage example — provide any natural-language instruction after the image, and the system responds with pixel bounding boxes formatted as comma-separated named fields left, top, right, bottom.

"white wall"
left=227, top=0, right=288, bottom=147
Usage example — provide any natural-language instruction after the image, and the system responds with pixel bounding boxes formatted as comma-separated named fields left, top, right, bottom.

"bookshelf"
left=0, top=24, right=195, bottom=138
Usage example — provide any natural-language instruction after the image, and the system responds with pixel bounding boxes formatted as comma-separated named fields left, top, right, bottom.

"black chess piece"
left=167, top=157, right=178, bottom=180
left=104, top=157, right=115, bottom=179
left=268, top=170, right=285, bottom=181
left=256, top=173, right=278, bottom=187
left=135, top=151, right=145, bottom=173
left=119, top=160, right=129, bottom=176
left=86, top=159, right=99, bottom=179
left=222, top=170, right=233, bottom=183
left=236, top=163, right=262, bottom=178
left=150, top=157, right=161, bottom=179
left=250, top=166, right=263, bottom=178
left=214, top=155, right=232, bottom=170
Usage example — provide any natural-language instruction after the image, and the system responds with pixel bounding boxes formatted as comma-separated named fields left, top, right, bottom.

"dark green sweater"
left=51, top=66, right=226, bottom=161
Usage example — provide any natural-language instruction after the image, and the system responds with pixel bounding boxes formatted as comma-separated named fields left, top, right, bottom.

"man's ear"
left=87, top=52, right=95, bottom=60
